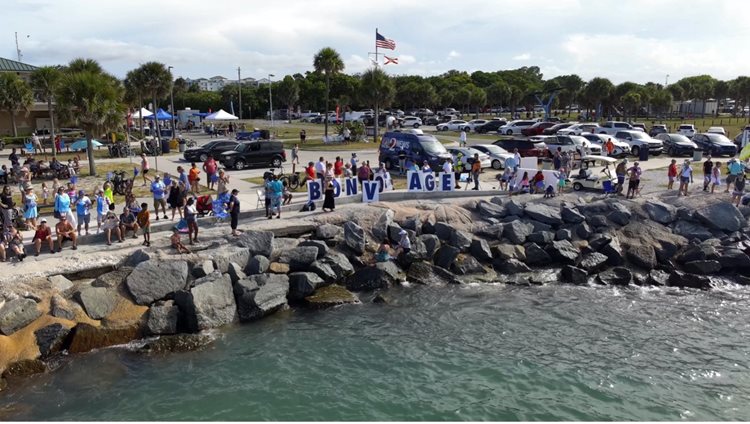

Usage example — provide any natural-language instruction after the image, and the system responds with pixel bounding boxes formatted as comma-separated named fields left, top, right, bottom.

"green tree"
left=649, top=89, right=673, bottom=117
left=468, top=85, right=487, bottom=118
left=30, top=66, right=62, bottom=153
left=56, top=58, right=124, bottom=175
left=485, top=80, right=510, bottom=110
left=0, top=73, right=34, bottom=137
left=276, top=75, right=299, bottom=123
left=313, top=47, right=345, bottom=138
left=581, top=77, right=614, bottom=117
left=359, top=67, right=395, bottom=140
left=135, top=62, right=173, bottom=146
left=621, top=91, right=641, bottom=117
left=713, top=80, right=729, bottom=115
left=124, top=67, right=147, bottom=137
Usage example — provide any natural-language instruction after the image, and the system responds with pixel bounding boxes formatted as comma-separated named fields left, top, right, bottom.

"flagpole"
left=374, top=28, right=379, bottom=144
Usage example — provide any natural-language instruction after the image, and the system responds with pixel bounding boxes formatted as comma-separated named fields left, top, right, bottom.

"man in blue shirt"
left=150, top=174, right=168, bottom=220
left=268, top=176, right=284, bottom=219
left=725, top=156, right=745, bottom=193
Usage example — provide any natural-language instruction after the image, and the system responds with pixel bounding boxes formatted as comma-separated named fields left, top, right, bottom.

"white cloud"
left=513, top=53, right=531, bottom=61
left=447, top=50, right=461, bottom=60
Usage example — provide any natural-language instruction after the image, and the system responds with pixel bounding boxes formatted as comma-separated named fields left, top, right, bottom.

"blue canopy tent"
left=70, top=139, right=103, bottom=151
left=144, top=108, right=173, bottom=120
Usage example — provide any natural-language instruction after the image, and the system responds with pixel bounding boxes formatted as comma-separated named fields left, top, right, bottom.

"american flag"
left=376, top=31, right=396, bottom=50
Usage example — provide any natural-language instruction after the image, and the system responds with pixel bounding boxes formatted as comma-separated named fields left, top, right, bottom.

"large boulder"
left=717, top=249, right=750, bottom=269
left=236, top=230, right=275, bottom=257
left=315, top=223, right=342, bottom=240
left=505, top=199, right=524, bottom=216
left=477, top=200, right=507, bottom=219
left=523, top=243, right=551, bottom=266
left=695, top=202, right=745, bottom=232
left=287, top=272, right=324, bottom=301
left=66, top=323, right=141, bottom=354
left=34, top=323, right=71, bottom=358
left=0, top=298, right=42, bottom=336
left=245, top=255, right=270, bottom=275
left=600, top=237, right=625, bottom=266
left=123, top=248, right=154, bottom=267
left=676, top=244, right=718, bottom=263
left=527, top=231, right=555, bottom=246
left=346, top=263, right=401, bottom=291
left=492, top=244, right=526, bottom=262
left=625, top=244, right=657, bottom=270
left=597, top=267, right=633, bottom=286
left=575, top=222, right=593, bottom=239
left=577, top=252, right=609, bottom=273
left=233, top=274, right=289, bottom=321
left=175, top=273, right=237, bottom=332
left=75, top=286, right=118, bottom=320
left=319, top=250, right=355, bottom=277
left=211, top=246, right=251, bottom=274
left=504, top=220, right=533, bottom=244
left=607, top=210, right=631, bottom=226
left=667, top=270, right=710, bottom=290
left=451, top=255, right=486, bottom=275
left=50, top=294, right=76, bottom=321
left=48, top=274, right=74, bottom=294
left=450, top=230, right=473, bottom=252
left=145, top=301, right=179, bottom=335
left=343, top=221, right=366, bottom=255
left=372, top=209, right=395, bottom=242
left=406, top=261, right=458, bottom=285
left=420, top=234, right=441, bottom=259
left=495, top=258, right=531, bottom=274
left=524, top=203, right=563, bottom=226
left=305, top=285, right=360, bottom=309
left=561, top=206, right=586, bottom=224
left=227, top=262, right=247, bottom=284
left=643, top=201, right=677, bottom=225
left=126, top=260, right=189, bottom=306
left=673, top=221, right=714, bottom=241
left=279, top=246, right=319, bottom=272
left=683, top=260, right=722, bottom=275
left=309, top=260, right=338, bottom=284
left=646, top=269, right=670, bottom=286
left=298, top=240, right=329, bottom=259
left=192, top=260, right=215, bottom=279
left=433, top=222, right=454, bottom=242
left=434, top=245, right=460, bottom=270
left=91, top=268, right=132, bottom=289
left=470, top=239, right=493, bottom=262
left=401, top=216, right=421, bottom=233
left=546, top=240, right=579, bottom=264
left=555, top=228, right=572, bottom=241
left=561, top=265, right=588, bottom=285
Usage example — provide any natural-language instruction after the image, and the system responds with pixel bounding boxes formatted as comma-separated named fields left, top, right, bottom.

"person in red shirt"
left=305, top=161, right=316, bottom=183
left=334, top=156, right=343, bottom=177
left=667, top=158, right=678, bottom=190
left=33, top=218, right=54, bottom=256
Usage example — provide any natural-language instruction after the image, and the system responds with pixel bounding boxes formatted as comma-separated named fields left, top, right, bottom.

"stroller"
left=196, top=195, right=214, bottom=217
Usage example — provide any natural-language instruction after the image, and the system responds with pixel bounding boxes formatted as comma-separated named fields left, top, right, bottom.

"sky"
left=2, top=0, right=749, bottom=84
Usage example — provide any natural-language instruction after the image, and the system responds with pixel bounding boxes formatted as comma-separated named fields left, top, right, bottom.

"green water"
left=2, top=282, right=750, bottom=421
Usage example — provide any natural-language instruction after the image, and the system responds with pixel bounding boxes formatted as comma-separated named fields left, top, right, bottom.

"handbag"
left=53, top=210, right=61, bottom=219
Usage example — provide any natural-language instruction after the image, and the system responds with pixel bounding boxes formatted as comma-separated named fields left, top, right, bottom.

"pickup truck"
left=598, top=121, right=645, bottom=135
left=614, top=130, right=663, bottom=157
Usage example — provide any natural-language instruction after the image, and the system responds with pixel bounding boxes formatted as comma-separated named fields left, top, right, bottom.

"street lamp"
left=168, top=66, right=176, bottom=140
left=268, top=74, right=275, bottom=131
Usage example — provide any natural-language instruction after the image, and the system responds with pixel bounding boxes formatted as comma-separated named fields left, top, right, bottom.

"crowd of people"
left=668, top=155, right=748, bottom=205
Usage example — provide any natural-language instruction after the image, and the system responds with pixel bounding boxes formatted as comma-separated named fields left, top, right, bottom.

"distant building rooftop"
left=0, top=57, right=38, bottom=73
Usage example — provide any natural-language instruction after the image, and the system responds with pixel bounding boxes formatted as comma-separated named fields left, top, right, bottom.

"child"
left=732, top=175, right=746, bottom=206
left=170, top=228, right=191, bottom=254
left=544, top=184, right=556, bottom=198
left=41, top=182, right=49, bottom=205
left=375, top=241, right=392, bottom=263
left=500, top=167, right=512, bottom=191
left=95, top=189, right=109, bottom=234
left=137, top=202, right=151, bottom=247
left=667, top=159, right=677, bottom=190
left=52, top=178, right=60, bottom=196
left=555, top=169, right=567, bottom=194
left=711, top=161, right=722, bottom=194
left=282, top=180, right=293, bottom=205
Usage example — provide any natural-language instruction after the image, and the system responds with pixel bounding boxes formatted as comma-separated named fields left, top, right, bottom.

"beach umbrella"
left=205, top=109, right=239, bottom=121
left=70, top=139, right=103, bottom=151
left=130, top=107, right=154, bottom=119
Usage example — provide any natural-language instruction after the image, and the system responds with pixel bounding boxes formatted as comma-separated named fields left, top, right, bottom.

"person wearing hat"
left=23, top=185, right=38, bottom=230
left=396, top=229, right=411, bottom=255
left=421, top=160, right=432, bottom=173
left=0, top=185, right=15, bottom=233
left=150, top=174, right=168, bottom=220
left=626, top=161, right=642, bottom=199
left=350, top=153, right=359, bottom=174
left=75, top=189, right=92, bottom=236
left=55, top=214, right=77, bottom=252
left=227, top=189, right=241, bottom=236
left=33, top=218, right=54, bottom=256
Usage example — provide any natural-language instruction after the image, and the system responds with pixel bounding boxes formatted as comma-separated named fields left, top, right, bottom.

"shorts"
left=628, top=179, right=640, bottom=190
left=231, top=213, right=239, bottom=230
left=668, top=176, right=675, bottom=183
left=271, top=197, right=281, bottom=208
left=727, top=174, right=737, bottom=184
left=142, top=226, right=151, bottom=234
left=77, top=214, right=91, bottom=225
left=154, top=198, right=166, bottom=208
left=680, top=176, right=690, bottom=184
left=617, top=175, right=625, bottom=185
left=142, top=169, right=149, bottom=175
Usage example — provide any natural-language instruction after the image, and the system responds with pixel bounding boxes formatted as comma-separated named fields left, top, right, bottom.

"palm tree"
left=124, top=68, right=147, bottom=137
left=56, top=59, right=124, bottom=176
left=136, top=62, right=173, bottom=147
left=313, top=47, right=344, bottom=138
left=0, top=73, right=34, bottom=137
left=30, top=66, right=62, bottom=157
left=276, top=75, right=299, bottom=123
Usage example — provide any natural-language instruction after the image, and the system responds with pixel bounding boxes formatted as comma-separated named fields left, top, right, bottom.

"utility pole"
left=168, top=66, right=176, bottom=140
left=268, top=74, right=275, bottom=132
left=238, top=67, right=242, bottom=120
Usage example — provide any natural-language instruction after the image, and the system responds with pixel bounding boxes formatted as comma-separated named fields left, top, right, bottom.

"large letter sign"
left=424, top=172, right=436, bottom=191
left=345, top=177, right=358, bottom=196
left=362, top=180, right=380, bottom=203
left=407, top=171, right=423, bottom=191
left=307, top=180, right=322, bottom=201
left=439, top=172, right=454, bottom=191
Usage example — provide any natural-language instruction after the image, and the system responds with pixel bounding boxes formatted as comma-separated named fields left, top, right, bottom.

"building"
left=670, top=99, right=719, bottom=116
left=0, top=57, right=55, bottom=137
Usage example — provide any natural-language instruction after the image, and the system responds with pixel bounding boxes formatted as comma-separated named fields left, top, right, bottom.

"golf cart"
left=570, top=155, right=618, bottom=191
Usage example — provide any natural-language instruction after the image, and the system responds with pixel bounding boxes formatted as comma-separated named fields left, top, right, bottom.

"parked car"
left=219, top=141, right=287, bottom=170
left=613, top=130, right=663, bottom=157
left=465, top=119, right=488, bottom=132
left=631, top=123, right=647, bottom=131
left=438, top=108, right=460, bottom=116
left=598, top=121, right=644, bottom=135
left=436, top=120, right=469, bottom=131
left=557, top=122, right=600, bottom=136
left=580, top=133, right=630, bottom=157
left=706, top=126, right=727, bottom=135
left=424, top=116, right=441, bottom=125
left=521, top=121, right=556, bottom=136
left=378, top=131, right=451, bottom=171
left=447, top=147, right=491, bottom=169
left=498, top=120, right=537, bottom=135
left=535, top=135, right=602, bottom=157
left=677, top=124, right=697, bottom=138
left=440, top=114, right=459, bottom=123
left=648, top=124, right=668, bottom=137
left=401, top=116, right=423, bottom=128
left=542, top=122, right=574, bottom=135
left=475, top=120, right=507, bottom=134
left=183, top=139, right=239, bottom=162
left=654, top=133, right=698, bottom=157
left=691, top=133, right=738, bottom=157
left=470, top=144, right=514, bottom=169
left=493, top=139, right=545, bottom=157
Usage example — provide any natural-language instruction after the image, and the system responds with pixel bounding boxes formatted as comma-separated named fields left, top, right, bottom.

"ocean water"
left=2, top=282, right=750, bottom=421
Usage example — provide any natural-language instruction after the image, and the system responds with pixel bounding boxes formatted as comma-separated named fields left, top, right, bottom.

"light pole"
left=665, top=74, right=670, bottom=87
left=168, top=66, right=176, bottom=139
left=237, top=67, right=242, bottom=120
left=268, top=74, right=275, bottom=132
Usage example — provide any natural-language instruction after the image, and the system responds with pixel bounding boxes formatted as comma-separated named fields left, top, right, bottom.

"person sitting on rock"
left=32, top=218, right=54, bottom=256
left=119, top=206, right=140, bottom=239
left=170, top=227, right=191, bottom=254
left=375, top=241, right=393, bottom=263
left=55, top=215, right=77, bottom=252
left=396, top=229, right=411, bottom=256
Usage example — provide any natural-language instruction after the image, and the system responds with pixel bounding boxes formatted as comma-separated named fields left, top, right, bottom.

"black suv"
left=219, top=141, right=287, bottom=170
left=183, top=139, right=239, bottom=162
left=476, top=120, right=507, bottom=134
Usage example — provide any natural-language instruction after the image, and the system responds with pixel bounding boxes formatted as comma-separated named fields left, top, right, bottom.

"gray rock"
left=450, top=230, right=473, bottom=252
left=524, top=203, right=563, bottom=226
left=470, top=239, right=493, bottom=262
left=421, top=219, right=436, bottom=235
left=139, top=333, right=214, bottom=354
left=673, top=221, right=714, bottom=241
left=526, top=219, right=553, bottom=233
left=343, top=221, right=366, bottom=255
left=562, top=265, right=589, bottom=284
left=126, top=260, right=189, bottom=305
left=309, top=260, right=338, bottom=284
left=451, top=255, right=486, bottom=275
left=504, top=220, right=533, bottom=244
left=433, top=222, right=453, bottom=242
left=388, top=225, right=405, bottom=244
left=546, top=240, right=579, bottom=264
left=406, top=261, right=457, bottom=285
left=577, top=252, right=609, bottom=273
left=420, top=234, right=441, bottom=259
left=175, top=273, right=237, bottom=332
left=597, top=267, right=633, bottom=286
left=236, top=230, right=275, bottom=257
left=523, top=242, right=552, bottom=266
left=588, top=215, right=608, bottom=228
left=92, top=268, right=132, bottom=289
left=319, top=250, right=355, bottom=277
left=668, top=270, right=710, bottom=290
left=34, top=323, right=70, bottom=358
left=588, top=234, right=613, bottom=251
left=434, top=245, right=460, bottom=270
left=0, top=298, right=41, bottom=335
left=346, top=264, right=400, bottom=291
left=695, top=202, right=745, bottom=232
left=646, top=269, right=669, bottom=286
left=123, top=248, right=154, bottom=267
left=279, top=246, right=319, bottom=272
left=607, top=210, right=631, bottom=226
left=211, top=246, right=251, bottom=274
left=683, top=260, right=722, bottom=275
left=477, top=200, right=507, bottom=218
left=75, top=287, right=117, bottom=320
left=48, top=275, right=73, bottom=294
left=192, top=260, right=215, bottom=279
left=376, top=261, right=403, bottom=282
left=656, top=240, right=680, bottom=264
left=556, top=228, right=572, bottom=241
left=50, top=294, right=75, bottom=320
left=643, top=201, right=677, bottom=225
left=561, top=206, right=586, bottom=224
left=372, top=209, right=395, bottom=242
left=305, top=285, right=360, bottom=309
left=227, top=262, right=247, bottom=284
left=575, top=222, right=593, bottom=239
left=625, top=244, right=657, bottom=270
left=233, top=274, right=289, bottom=321
left=527, top=231, right=555, bottom=245
left=492, top=244, right=526, bottom=262
left=717, top=249, right=750, bottom=269
left=490, top=196, right=504, bottom=206
left=401, top=216, right=421, bottom=233
left=505, top=199, right=524, bottom=216
left=315, top=223, right=342, bottom=240
left=145, top=301, right=179, bottom=335
left=600, top=237, right=625, bottom=266
left=245, top=255, right=270, bottom=275
left=288, top=272, right=325, bottom=301
left=495, top=258, right=532, bottom=274
left=577, top=200, right=611, bottom=216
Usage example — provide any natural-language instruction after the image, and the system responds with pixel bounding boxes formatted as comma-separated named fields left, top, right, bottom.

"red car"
left=493, top=139, right=545, bottom=157
left=521, top=121, right=556, bottom=136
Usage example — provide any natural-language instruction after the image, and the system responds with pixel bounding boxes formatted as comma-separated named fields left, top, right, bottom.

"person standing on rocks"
left=626, top=161, right=642, bottom=199
left=711, top=161, right=722, bottom=194
left=150, top=175, right=169, bottom=221
left=227, top=189, right=241, bottom=236
left=679, top=159, right=693, bottom=197
left=732, top=174, right=746, bottom=206
left=615, top=159, right=628, bottom=194
left=396, top=229, right=411, bottom=255
left=702, top=156, right=714, bottom=191
left=184, top=197, right=199, bottom=244
left=667, top=159, right=678, bottom=190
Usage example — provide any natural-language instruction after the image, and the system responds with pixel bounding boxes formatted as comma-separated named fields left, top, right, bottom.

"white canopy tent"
left=130, top=107, right=153, bottom=119
left=205, top=109, right=239, bottom=121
